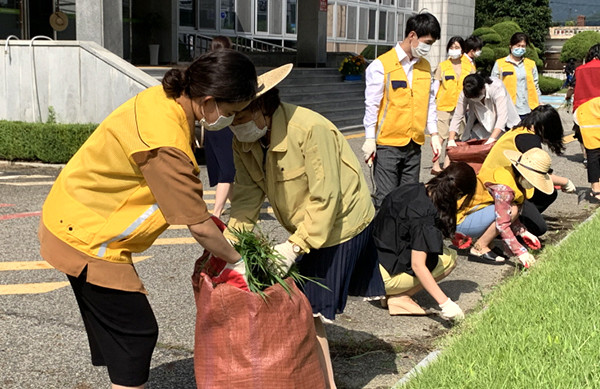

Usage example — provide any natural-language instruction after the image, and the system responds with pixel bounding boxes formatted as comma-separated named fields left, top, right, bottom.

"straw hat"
left=256, top=63, right=293, bottom=98
left=504, top=148, right=554, bottom=195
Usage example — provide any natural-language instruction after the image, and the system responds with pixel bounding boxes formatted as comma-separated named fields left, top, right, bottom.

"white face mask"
left=199, top=102, right=234, bottom=132
left=519, top=176, right=534, bottom=190
left=230, top=120, right=268, bottom=143
left=411, top=41, right=432, bottom=58
left=448, top=49, right=462, bottom=59
left=474, top=50, right=482, bottom=58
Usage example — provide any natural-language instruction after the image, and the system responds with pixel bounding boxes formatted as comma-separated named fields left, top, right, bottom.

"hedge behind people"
left=560, top=31, right=600, bottom=63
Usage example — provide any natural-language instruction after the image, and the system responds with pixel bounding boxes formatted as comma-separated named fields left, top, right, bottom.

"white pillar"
left=76, top=0, right=123, bottom=57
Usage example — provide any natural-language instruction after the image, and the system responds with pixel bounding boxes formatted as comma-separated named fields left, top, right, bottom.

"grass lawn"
left=400, top=209, right=600, bottom=388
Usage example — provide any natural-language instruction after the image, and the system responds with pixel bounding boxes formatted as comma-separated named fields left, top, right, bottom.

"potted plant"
left=338, top=54, right=367, bottom=81
left=144, top=12, right=164, bottom=65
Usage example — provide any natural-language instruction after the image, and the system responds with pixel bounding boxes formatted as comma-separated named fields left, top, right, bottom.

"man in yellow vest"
left=362, top=12, right=441, bottom=208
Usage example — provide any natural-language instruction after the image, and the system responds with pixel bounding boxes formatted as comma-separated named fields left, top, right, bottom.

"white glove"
left=517, top=252, right=536, bottom=269
left=273, top=241, right=300, bottom=276
left=439, top=298, right=464, bottom=321
left=362, top=138, right=377, bottom=164
left=447, top=139, right=457, bottom=148
left=562, top=179, right=576, bottom=193
left=484, top=137, right=496, bottom=145
left=430, top=134, right=442, bottom=157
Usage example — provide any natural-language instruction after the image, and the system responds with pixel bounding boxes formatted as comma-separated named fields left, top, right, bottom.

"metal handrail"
left=191, top=33, right=296, bottom=55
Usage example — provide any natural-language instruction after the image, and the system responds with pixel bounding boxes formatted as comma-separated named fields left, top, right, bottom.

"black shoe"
left=468, top=250, right=506, bottom=265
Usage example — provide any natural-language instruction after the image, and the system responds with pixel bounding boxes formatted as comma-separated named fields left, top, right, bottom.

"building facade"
left=1, top=0, right=475, bottom=68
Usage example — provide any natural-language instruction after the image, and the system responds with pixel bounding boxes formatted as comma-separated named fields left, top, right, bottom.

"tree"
left=560, top=31, right=600, bottom=62
left=475, top=0, right=552, bottom=50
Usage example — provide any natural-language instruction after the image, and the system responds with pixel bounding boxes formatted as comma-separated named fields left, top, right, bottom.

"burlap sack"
left=447, top=139, right=494, bottom=174
left=192, top=259, right=326, bottom=389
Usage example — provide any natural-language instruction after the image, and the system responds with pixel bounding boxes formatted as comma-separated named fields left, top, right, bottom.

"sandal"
left=589, top=190, right=600, bottom=203
left=468, top=249, right=506, bottom=265
left=386, top=295, right=428, bottom=316
left=430, top=168, right=442, bottom=176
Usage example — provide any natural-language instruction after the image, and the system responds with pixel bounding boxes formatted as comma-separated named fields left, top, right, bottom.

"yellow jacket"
left=495, top=57, right=539, bottom=110
left=375, top=48, right=431, bottom=146
left=576, top=96, right=600, bottom=149
left=227, top=103, right=375, bottom=252
left=478, top=126, right=536, bottom=191
left=42, top=86, right=197, bottom=264
left=436, top=56, right=474, bottom=111
left=457, top=166, right=531, bottom=224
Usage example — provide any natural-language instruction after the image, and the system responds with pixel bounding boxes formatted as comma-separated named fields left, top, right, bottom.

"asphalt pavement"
left=0, top=109, right=597, bottom=389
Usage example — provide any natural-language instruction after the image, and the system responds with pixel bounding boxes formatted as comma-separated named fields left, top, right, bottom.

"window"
left=359, top=8, right=368, bottom=40
left=337, top=5, right=347, bottom=38
left=397, top=13, right=405, bottom=40
left=286, top=0, right=297, bottom=34
left=237, top=0, right=252, bottom=33
left=368, top=9, right=376, bottom=40
left=179, top=0, right=195, bottom=27
left=347, top=6, right=357, bottom=39
left=257, top=0, right=268, bottom=32
left=327, top=5, right=334, bottom=38
left=413, top=0, right=418, bottom=11
left=379, top=10, right=386, bottom=40
left=220, top=0, right=235, bottom=30
left=199, top=0, right=216, bottom=29
left=270, top=0, right=282, bottom=34
left=387, top=12, right=395, bottom=42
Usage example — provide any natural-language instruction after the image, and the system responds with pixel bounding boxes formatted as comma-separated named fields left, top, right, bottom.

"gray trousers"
left=373, top=141, right=421, bottom=208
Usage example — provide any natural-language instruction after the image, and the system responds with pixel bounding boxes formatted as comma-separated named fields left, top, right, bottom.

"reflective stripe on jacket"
left=375, top=48, right=431, bottom=147
left=42, top=86, right=197, bottom=264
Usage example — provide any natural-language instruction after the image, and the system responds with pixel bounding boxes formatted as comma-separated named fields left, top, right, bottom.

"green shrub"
left=472, top=27, right=496, bottom=36
left=538, top=75, right=563, bottom=95
left=480, top=32, right=502, bottom=45
left=0, top=121, right=97, bottom=163
left=560, top=31, right=600, bottom=62
left=491, top=21, right=522, bottom=45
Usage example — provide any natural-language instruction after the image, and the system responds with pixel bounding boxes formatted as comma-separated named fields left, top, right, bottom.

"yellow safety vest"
left=436, top=56, right=474, bottom=111
left=42, top=86, right=197, bottom=264
left=576, top=96, right=600, bottom=149
left=496, top=57, right=539, bottom=110
left=457, top=166, right=530, bottom=225
left=375, top=48, right=431, bottom=147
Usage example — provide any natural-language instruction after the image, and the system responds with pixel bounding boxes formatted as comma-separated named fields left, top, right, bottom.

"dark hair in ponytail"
left=426, top=162, right=477, bottom=237
left=162, top=49, right=257, bottom=103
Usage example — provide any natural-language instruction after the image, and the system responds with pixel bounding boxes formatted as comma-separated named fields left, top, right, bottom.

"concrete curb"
left=392, top=207, right=600, bottom=388
left=0, top=160, right=65, bottom=169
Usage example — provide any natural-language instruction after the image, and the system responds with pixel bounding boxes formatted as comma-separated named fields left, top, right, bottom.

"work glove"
left=520, top=230, right=541, bottom=250
left=484, top=137, right=496, bottom=145
left=272, top=241, right=300, bottom=277
left=212, top=257, right=249, bottom=291
left=447, top=139, right=457, bottom=148
left=439, top=298, right=464, bottom=321
left=517, top=252, right=536, bottom=269
left=362, top=138, right=377, bottom=166
left=430, top=134, right=442, bottom=160
left=562, top=179, right=576, bottom=193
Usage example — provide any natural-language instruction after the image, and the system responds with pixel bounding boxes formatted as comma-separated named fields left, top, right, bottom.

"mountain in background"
left=550, top=0, right=600, bottom=25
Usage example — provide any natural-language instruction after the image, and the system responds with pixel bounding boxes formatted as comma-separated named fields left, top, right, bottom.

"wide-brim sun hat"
left=255, top=63, right=293, bottom=98
left=504, top=148, right=554, bottom=195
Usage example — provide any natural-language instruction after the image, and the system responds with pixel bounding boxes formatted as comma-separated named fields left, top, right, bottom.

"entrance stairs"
left=140, top=66, right=365, bottom=132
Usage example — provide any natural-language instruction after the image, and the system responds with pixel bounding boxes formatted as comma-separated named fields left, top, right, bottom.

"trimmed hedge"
left=0, top=121, right=97, bottom=163
left=538, top=75, right=563, bottom=95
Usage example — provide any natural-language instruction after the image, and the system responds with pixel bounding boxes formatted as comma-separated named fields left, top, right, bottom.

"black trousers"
left=68, top=269, right=159, bottom=386
left=585, top=147, right=600, bottom=184
left=519, top=189, right=558, bottom=236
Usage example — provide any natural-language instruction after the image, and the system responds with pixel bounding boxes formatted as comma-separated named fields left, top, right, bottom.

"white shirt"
left=449, top=77, right=520, bottom=140
left=363, top=42, right=438, bottom=139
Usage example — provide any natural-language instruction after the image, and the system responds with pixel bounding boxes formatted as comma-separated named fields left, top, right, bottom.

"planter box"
left=344, top=74, right=362, bottom=81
